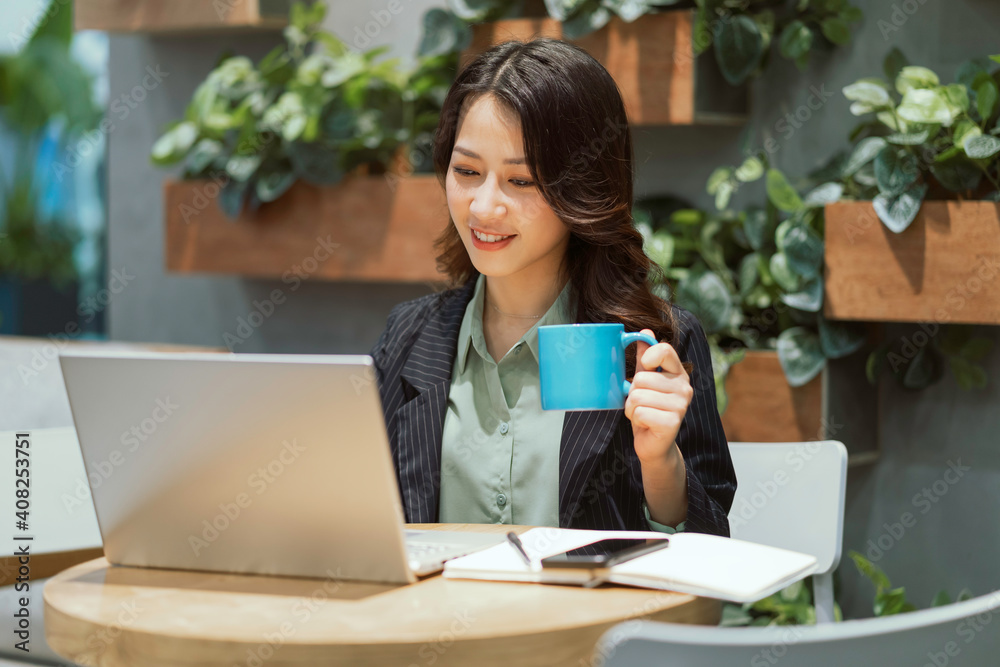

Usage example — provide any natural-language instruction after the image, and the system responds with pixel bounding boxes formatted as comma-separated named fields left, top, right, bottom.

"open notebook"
left=442, top=528, right=818, bottom=603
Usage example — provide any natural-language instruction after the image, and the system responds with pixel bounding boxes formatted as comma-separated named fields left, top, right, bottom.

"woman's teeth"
left=474, top=230, right=513, bottom=242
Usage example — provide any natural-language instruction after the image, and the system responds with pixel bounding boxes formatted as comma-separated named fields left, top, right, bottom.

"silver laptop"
left=58, top=349, right=505, bottom=584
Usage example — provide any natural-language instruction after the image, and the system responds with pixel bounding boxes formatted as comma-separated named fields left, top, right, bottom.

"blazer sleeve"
left=671, top=306, right=737, bottom=537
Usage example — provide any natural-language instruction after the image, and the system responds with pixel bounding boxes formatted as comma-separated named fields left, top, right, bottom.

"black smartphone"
left=540, top=537, right=669, bottom=569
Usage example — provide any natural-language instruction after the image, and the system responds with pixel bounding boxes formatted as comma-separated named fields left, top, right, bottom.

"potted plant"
left=152, top=1, right=455, bottom=282
left=702, top=147, right=993, bottom=396
left=635, top=158, right=869, bottom=441
left=825, top=49, right=1000, bottom=328
left=418, top=0, right=863, bottom=99
left=0, top=0, right=95, bottom=335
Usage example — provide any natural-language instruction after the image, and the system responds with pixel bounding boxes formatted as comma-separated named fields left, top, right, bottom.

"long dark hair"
left=431, top=37, right=681, bottom=378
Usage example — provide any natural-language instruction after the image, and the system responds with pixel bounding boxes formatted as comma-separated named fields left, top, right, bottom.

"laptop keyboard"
left=406, top=542, right=453, bottom=557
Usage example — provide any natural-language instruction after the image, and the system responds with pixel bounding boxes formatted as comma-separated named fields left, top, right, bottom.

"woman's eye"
left=452, top=167, right=534, bottom=188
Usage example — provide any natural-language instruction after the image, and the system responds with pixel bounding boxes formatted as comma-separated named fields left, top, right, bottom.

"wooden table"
left=44, top=524, right=720, bottom=667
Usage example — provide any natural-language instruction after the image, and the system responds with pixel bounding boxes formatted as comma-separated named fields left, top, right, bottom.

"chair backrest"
left=594, top=590, right=1000, bottom=667
left=727, top=441, right=847, bottom=575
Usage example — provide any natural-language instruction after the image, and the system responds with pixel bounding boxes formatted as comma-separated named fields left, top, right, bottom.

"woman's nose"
left=469, top=177, right=506, bottom=219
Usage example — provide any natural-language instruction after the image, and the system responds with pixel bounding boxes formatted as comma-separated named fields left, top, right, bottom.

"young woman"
left=370, top=38, right=736, bottom=536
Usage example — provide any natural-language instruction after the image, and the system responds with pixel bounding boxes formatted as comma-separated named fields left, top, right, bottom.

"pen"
left=506, top=531, right=533, bottom=567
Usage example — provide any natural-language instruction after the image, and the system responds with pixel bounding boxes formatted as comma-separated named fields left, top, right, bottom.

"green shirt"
left=438, top=273, right=684, bottom=534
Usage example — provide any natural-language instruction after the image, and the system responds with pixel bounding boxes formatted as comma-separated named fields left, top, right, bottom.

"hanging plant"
left=836, top=48, right=1000, bottom=234
left=151, top=1, right=457, bottom=218
left=418, top=0, right=863, bottom=86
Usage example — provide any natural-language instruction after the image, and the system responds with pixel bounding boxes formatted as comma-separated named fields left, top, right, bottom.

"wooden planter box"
left=164, top=175, right=449, bottom=283
left=721, top=351, right=824, bottom=443
left=825, top=201, right=1000, bottom=324
left=460, top=10, right=747, bottom=126
left=76, top=0, right=291, bottom=32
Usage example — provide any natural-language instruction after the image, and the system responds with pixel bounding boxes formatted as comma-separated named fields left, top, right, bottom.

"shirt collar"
left=456, top=273, right=575, bottom=374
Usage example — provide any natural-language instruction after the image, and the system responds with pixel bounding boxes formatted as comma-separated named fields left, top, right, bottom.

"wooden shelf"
left=461, top=10, right=747, bottom=126
left=75, top=0, right=292, bottom=33
left=721, top=351, right=823, bottom=443
left=164, top=175, right=449, bottom=283
left=824, top=200, right=1000, bottom=324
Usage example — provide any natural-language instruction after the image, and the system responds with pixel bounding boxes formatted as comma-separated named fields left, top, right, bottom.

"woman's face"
left=446, top=93, right=570, bottom=282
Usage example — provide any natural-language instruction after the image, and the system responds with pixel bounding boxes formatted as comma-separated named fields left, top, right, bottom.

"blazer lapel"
left=558, top=409, right=625, bottom=527
left=395, top=276, right=477, bottom=523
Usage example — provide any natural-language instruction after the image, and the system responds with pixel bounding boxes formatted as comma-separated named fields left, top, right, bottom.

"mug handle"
left=620, top=331, right=660, bottom=398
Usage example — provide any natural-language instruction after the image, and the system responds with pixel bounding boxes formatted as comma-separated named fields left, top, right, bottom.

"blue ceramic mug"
left=538, top=323, right=658, bottom=411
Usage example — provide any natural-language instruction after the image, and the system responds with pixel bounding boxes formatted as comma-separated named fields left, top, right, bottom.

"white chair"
left=727, top=441, right=848, bottom=623
left=593, top=589, right=1000, bottom=666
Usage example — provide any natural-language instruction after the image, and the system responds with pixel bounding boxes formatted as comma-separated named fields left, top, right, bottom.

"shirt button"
left=497, top=493, right=507, bottom=507
left=515, top=344, right=522, bottom=354
left=499, top=422, right=509, bottom=435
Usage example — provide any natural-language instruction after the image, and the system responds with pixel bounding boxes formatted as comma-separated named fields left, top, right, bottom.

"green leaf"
left=866, top=345, right=889, bottom=385
left=735, top=156, right=765, bottom=182
left=218, top=180, right=248, bottom=219
left=976, top=78, right=999, bottom=121
left=842, top=5, right=864, bottom=22
left=779, top=20, right=813, bottom=61
left=803, top=182, right=844, bottom=207
left=850, top=551, right=891, bottom=592
left=874, top=147, right=920, bottom=195
left=706, top=167, right=733, bottom=195
left=885, top=130, right=930, bottom=146
left=671, top=209, right=704, bottom=226
left=769, top=252, right=800, bottom=292
left=842, top=137, right=887, bottom=177
left=777, top=327, right=826, bottom=387
left=898, top=88, right=958, bottom=127
left=743, top=208, right=772, bottom=251
left=225, top=153, right=262, bottom=182
left=883, top=47, right=909, bottom=83
left=561, top=5, right=613, bottom=39
left=942, top=83, right=970, bottom=115
left=930, top=155, right=983, bottom=193
left=950, top=356, right=988, bottom=390
left=821, top=16, right=851, bottom=45
left=960, top=337, right=993, bottom=362
left=779, top=221, right=824, bottom=278
left=780, top=278, right=823, bottom=312
left=766, top=169, right=803, bottom=212
left=184, top=138, right=224, bottom=175
left=873, top=182, right=927, bottom=233
left=931, top=590, right=952, bottom=608
left=150, top=121, right=198, bottom=165
left=738, top=253, right=760, bottom=297
left=645, top=232, right=675, bottom=270
left=29, top=0, right=73, bottom=46
left=418, top=8, right=471, bottom=57
left=715, top=181, right=735, bottom=210
left=843, top=81, right=892, bottom=110
left=902, top=345, right=941, bottom=390
left=895, top=65, right=940, bottom=95
left=818, top=315, right=866, bottom=359
left=675, top=270, right=734, bottom=336
left=255, top=170, right=296, bottom=203
left=964, top=134, right=1000, bottom=159
left=714, top=15, right=765, bottom=85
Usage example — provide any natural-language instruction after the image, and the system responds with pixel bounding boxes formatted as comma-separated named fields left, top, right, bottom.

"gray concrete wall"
left=106, top=0, right=1000, bottom=618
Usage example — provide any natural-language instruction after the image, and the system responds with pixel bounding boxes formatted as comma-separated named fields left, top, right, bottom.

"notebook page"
left=608, top=533, right=818, bottom=602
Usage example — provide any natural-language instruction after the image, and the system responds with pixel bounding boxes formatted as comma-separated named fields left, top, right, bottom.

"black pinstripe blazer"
left=369, top=274, right=737, bottom=536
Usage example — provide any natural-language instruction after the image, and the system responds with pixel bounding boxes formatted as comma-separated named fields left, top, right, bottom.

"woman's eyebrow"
left=453, top=145, right=525, bottom=165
